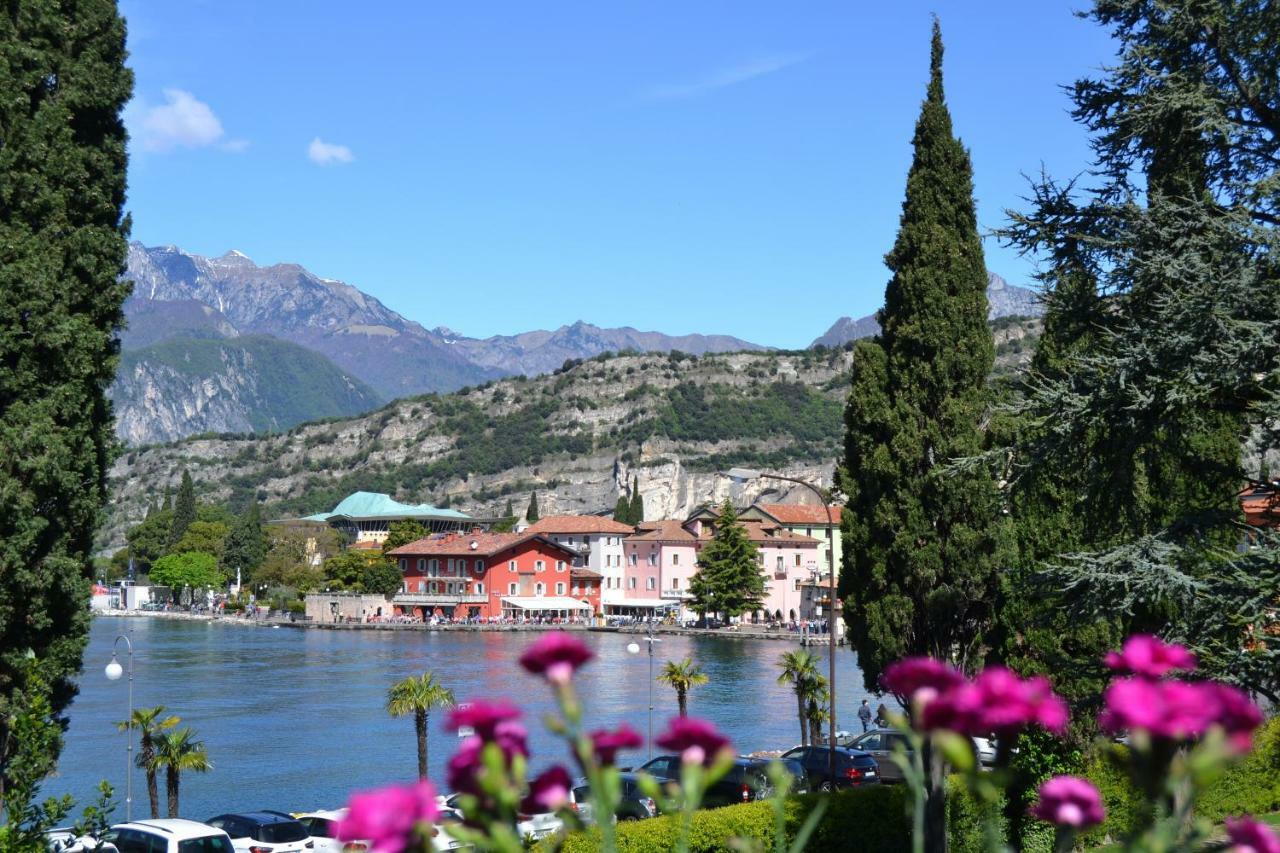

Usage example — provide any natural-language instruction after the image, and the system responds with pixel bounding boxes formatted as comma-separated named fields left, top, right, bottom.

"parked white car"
left=295, top=807, right=469, bottom=852
left=100, top=819, right=234, bottom=853
left=443, top=793, right=562, bottom=844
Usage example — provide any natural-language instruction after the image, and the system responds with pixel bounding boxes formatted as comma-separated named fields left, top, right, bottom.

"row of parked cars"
left=53, top=728, right=968, bottom=852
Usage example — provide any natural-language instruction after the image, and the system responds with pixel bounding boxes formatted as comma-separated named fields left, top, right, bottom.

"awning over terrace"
left=501, top=596, right=592, bottom=611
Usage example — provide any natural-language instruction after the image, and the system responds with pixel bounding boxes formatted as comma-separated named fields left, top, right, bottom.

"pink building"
left=621, top=512, right=821, bottom=623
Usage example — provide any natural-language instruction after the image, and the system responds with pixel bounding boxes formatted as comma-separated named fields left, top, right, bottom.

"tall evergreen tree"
left=629, top=476, right=645, bottom=524
left=0, top=0, right=132, bottom=813
left=689, top=501, right=764, bottom=620
left=998, top=0, right=1279, bottom=701
left=168, top=470, right=196, bottom=548
left=526, top=491, right=540, bottom=523
left=222, top=503, right=267, bottom=581
left=840, top=21, right=1007, bottom=689
left=613, top=494, right=631, bottom=524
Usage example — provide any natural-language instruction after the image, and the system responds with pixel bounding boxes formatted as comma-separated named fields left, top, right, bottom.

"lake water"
left=45, top=616, right=874, bottom=822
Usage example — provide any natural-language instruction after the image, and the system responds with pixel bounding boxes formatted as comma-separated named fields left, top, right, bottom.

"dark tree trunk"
left=922, top=740, right=948, bottom=853
left=166, top=767, right=180, bottom=818
left=416, top=710, right=429, bottom=780
left=677, top=689, right=688, bottom=717
left=796, top=690, right=807, bottom=747
left=141, top=738, right=160, bottom=819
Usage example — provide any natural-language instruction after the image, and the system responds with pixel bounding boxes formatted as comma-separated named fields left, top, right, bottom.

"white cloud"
left=308, top=137, right=355, bottom=166
left=134, top=89, right=226, bottom=152
left=641, top=53, right=811, bottom=101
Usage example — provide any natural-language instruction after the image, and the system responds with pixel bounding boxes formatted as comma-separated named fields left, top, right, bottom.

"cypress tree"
left=223, top=503, right=267, bottom=580
left=526, top=491, right=540, bottom=523
left=169, top=470, right=197, bottom=548
left=0, top=0, right=132, bottom=811
left=840, top=20, right=1007, bottom=688
left=613, top=494, right=631, bottom=524
left=629, top=477, right=644, bottom=524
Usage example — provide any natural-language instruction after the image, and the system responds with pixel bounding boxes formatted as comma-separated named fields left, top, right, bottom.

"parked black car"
left=632, top=755, right=807, bottom=808
left=570, top=773, right=658, bottom=822
left=205, top=811, right=312, bottom=852
left=780, top=745, right=880, bottom=790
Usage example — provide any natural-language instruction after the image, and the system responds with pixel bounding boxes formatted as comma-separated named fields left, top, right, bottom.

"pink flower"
left=1028, top=776, right=1105, bottom=828
left=1099, top=678, right=1260, bottom=748
left=447, top=700, right=522, bottom=740
left=588, top=724, right=644, bottom=767
left=655, top=717, right=732, bottom=767
left=519, top=632, right=594, bottom=683
left=921, top=667, right=1067, bottom=737
left=1104, top=635, right=1197, bottom=679
left=1206, top=683, right=1265, bottom=753
left=1227, top=817, right=1280, bottom=853
left=881, top=658, right=966, bottom=708
left=522, top=765, right=573, bottom=814
left=336, top=780, right=440, bottom=853
left=446, top=724, right=529, bottom=795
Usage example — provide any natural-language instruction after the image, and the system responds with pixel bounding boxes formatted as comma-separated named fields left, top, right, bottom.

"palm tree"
left=150, top=727, right=212, bottom=817
left=656, top=658, right=709, bottom=717
left=777, top=650, right=822, bottom=746
left=116, top=706, right=180, bottom=818
left=387, top=672, right=455, bottom=780
left=806, top=676, right=830, bottom=747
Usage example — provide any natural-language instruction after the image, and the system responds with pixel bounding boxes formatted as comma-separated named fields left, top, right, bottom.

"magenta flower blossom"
left=588, top=724, right=644, bottom=767
left=1028, top=775, right=1106, bottom=829
left=336, top=780, right=441, bottom=853
left=446, top=723, right=529, bottom=795
left=655, top=717, right=732, bottom=767
left=447, top=699, right=522, bottom=740
left=1099, top=678, right=1261, bottom=749
left=1226, top=817, right=1280, bottom=853
left=1104, top=635, right=1197, bottom=679
left=522, top=765, right=573, bottom=814
left=921, top=667, right=1067, bottom=737
left=519, top=632, right=595, bottom=683
left=1205, top=683, right=1265, bottom=753
left=881, top=658, right=966, bottom=707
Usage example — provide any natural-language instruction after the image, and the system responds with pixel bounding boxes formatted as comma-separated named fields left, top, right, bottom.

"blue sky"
left=121, top=1, right=1116, bottom=349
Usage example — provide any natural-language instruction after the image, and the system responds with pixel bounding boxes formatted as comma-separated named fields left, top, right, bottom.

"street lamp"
left=724, top=467, right=840, bottom=786
left=105, top=634, right=135, bottom=821
left=625, top=623, right=660, bottom=760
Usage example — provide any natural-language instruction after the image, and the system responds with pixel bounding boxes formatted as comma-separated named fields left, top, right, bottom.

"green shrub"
left=545, top=780, right=986, bottom=853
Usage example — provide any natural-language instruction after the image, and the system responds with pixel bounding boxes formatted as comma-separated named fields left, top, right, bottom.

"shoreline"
left=92, top=609, right=838, bottom=644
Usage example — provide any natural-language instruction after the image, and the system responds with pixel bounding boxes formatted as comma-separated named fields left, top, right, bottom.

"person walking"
left=857, top=699, right=873, bottom=732
left=875, top=703, right=890, bottom=728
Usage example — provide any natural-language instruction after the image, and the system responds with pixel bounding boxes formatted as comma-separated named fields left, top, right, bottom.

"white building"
left=524, top=516, right=634, bottom=608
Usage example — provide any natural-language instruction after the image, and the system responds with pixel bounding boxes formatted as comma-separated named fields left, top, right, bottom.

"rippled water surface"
left=46, top=617, right=873, bottom=821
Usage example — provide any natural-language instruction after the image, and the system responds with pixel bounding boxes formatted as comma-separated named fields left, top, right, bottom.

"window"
left=806, top=528, right=813, bottom=537
left=567, top=537, right=575, bottom=546
left=399, top=558, right=407, bottom=571
left=476, top=582, right=485, bottom=594
left=795, top=553, right=802, bottom=566
left=417, top=558, right=426, bottom=572
left=556, top=561, right=566, bottom=572
left=509, top=582, right=518, bottom=595
left=673, top=577, right=680, bottom=589
left=757, top=554, right=764, bottom=565
left=629, top=553, right=637, bottom=566
left=428, top=559, right=439, bottom=573
left=535, top=582, right=545, bottom=596
left=672, top=553, right=679, bottom=565
left=475, top=560, right=485, bottom=574
left=647, top=553, right=657, bottom=567
left=509, top=560, right=517, bottom=572
left=417, top=581, right=426, bottom=593
left=646, top=577, right=656, bottom=590
left=777, top=556, right=784, bottom=571
left=429, top=582, right=438, bottom=594
left=628, top=577, right=637, bottom=590
left=556, top=582, right=566, bottom=595
left=535, top=560, right=546, bottom=573
left=795, top=579, right=803, bottom=591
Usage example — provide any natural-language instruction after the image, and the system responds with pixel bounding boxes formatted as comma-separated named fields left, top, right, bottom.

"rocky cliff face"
left=102, top=321, right=1040, bottom=552
left=110, top=336, right=382, bottom=445
left=810, top=271, right=1044, bottom=348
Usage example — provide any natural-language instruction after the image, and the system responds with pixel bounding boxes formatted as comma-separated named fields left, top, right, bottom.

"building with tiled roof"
left=740, top=502, right=843, bottom=587
left=1241, top=483, right=1280, bottom=529
left=522, top=516, right=633, bottom=609
left=386, top=530, right=598, bottom=620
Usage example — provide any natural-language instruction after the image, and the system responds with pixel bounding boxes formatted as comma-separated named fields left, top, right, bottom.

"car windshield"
left=302, top=818, right=334, bottom=838
left=179, top=837, right=235, bottom=853
left=257, top=822, right=308, bottom=843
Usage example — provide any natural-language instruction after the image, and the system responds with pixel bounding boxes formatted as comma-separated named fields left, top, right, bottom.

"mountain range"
left=112, top=243, right=1043, bottom=445
left=810, top=272, right=1043, bottom=347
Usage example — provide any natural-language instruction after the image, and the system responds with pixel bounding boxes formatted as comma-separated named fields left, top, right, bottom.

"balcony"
left=394, top=593, right=489, bottom=606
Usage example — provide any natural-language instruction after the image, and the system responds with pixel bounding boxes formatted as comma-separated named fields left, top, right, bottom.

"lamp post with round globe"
left=105, top=634, right=134, bottom=821
left=625, top=624, right=660, bottom=760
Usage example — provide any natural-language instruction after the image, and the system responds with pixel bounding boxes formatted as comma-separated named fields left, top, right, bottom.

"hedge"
left=543, top=720, right=1280, bottom=853
left=542, top=779, right=997, bottom=853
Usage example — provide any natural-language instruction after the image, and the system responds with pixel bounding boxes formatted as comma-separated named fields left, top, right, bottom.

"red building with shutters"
left=387, top=530, right=601, bottom=621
